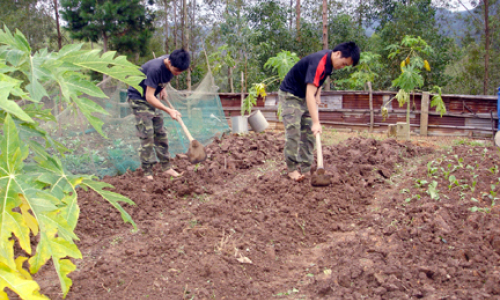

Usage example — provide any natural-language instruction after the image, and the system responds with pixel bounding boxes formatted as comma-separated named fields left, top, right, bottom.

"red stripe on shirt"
left=313, top=54, right=328, bottom=87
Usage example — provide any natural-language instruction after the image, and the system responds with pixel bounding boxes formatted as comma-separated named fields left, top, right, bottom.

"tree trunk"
left=163, top=0, right=169, bottom=54
left=53, top=0, right=62, bottom=50
left=173, top=0, right=177, bottom=49
left=483, top=0, right=490, bottom=95
left=228, top=67, right=234, bottom=93
left=186, top=0, right=195, bottom=91
left=173, top=0, right=179, bottom=88
left=296, top=0, right=301, bottom=42
left=182, top=0, right=187, bottom=49
left=102, top=32, right=109, bottom=87
left=322, top=0, right=330, bottom=91
left=289, top=0, right=293, bottom=31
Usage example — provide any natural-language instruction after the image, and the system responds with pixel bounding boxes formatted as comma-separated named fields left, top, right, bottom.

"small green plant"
left=441, top=163, right=457, bottom=180
left=453, top=155, right=464, bottom=168
left=448, top=175, right=459, bottom=190
left=471, top=175, right=479, bottom=192
left=414, top=179, right=428, bottom=188
left=427, top=180, right=440, bottom=200
left=241, top=51, right=299, bottom=117
left=489, top=165, right=498, bottom=175
left=470, top=206, right=490, bottom=213
left=427, top=161, right=439, bottom=177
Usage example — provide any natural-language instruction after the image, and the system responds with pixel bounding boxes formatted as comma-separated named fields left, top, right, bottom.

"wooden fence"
left=220, top=90, right=500, bottom=138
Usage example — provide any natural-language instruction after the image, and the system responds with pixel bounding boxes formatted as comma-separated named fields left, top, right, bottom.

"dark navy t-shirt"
left=279, top=50, right=333, bottom=99
left=127, top=55, right=174, bottom=101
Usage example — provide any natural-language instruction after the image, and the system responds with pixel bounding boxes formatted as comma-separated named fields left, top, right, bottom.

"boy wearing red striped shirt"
left=279, top=42, right=360, bottom=182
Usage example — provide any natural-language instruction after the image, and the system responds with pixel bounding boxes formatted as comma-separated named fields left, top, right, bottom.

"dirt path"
left=34, top=132, right=500, bottom=300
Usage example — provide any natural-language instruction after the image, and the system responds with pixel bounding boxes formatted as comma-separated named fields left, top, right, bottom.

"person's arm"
left=315, top=86, right=323, bottom=105
left=145, top=86, right=181, bottom=120
left=306, top=83, right=322, bottom=135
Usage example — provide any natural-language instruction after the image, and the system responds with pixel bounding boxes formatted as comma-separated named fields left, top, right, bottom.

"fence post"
left=420, top=92, right=430, bottom=136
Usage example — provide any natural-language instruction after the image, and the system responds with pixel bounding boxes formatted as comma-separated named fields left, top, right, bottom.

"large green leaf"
left=0, top=258, right=48, bottom=300
left=0, top=75, right=34, bottom=123
left=0, top=115, right=31, bottom=268
left=81, top=179, right=138, bottom=231
left=28, top=232, right=81, bottom=297
left=264, top=51, right=300, bottom=81
left=62, top=50, right=145, bottom=91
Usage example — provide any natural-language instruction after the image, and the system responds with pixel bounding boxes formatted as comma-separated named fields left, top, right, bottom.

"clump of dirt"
left=33, top=132, right=500, bottom=300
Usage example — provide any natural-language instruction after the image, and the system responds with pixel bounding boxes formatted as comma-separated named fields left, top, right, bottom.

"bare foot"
left=163, top=168, right=182, bottom=178
left=288, top=170, right=305, bottom=182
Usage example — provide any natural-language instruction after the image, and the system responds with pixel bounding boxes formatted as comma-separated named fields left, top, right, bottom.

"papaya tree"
left=241, top=50, right=299, bottom=117
left=382, top=35, right=446, bottom=138
left=0, top=26, right=144, bottom=299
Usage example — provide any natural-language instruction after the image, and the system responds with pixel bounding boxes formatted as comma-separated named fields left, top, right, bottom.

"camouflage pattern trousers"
left=279, top=91, right=315, bottom=174
left=128, top=98, right=171, bottom=176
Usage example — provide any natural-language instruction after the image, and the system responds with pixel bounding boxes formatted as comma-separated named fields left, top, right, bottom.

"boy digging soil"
left=279, top=42, right=360, bottom=182
left=127, top=49, right=191, bottom=180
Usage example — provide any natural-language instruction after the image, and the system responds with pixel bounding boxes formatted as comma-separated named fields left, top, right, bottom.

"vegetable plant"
left=0, top=26, right=144, bottom=299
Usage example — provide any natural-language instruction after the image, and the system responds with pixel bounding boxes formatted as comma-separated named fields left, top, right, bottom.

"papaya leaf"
left=264, top=51, right=299, bottom=81
left=241, top=85, right=258, bottom=116
left=431, top=86, right=446, bottom=117
left=0, top=115, right=32, bottom=265
left=391, top=65, right=423, bottom=92
left=62, top=50, right=145, bottom=91
left=0, top=75, right=34, bottom=123
left=72, top=96, right=108, bottom=137
left=57, top=72, right=108, bottom=100
left=0, top=259, right=48, bottom=300
left=395, top=89, right=410, bottom=107
left=81, top=179, right=137, bottom=231
left=28, top=232, right=81, bottom=297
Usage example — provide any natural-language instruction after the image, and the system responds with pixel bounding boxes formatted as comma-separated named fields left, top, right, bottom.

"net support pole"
left=241, top=72, right=244, bottom=116
left=497, top=86, right=500, bottom=131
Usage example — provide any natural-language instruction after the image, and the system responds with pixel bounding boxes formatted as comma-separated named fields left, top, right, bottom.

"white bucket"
left=248, top=110, right=269, bottom=132
left=231, top=116, right=248, bottom=134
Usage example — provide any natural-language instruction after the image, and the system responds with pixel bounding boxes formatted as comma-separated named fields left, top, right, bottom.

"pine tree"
left=60, top=0, right=155, bottom=56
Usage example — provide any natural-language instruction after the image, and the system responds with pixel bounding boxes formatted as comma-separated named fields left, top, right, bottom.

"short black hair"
left=169, top=49, right=191, bottom=71
left=333, top=42, right=361, bottom=67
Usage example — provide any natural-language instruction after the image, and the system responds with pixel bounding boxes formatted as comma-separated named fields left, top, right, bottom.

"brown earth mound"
left=33, top=132, right=500, bottom=300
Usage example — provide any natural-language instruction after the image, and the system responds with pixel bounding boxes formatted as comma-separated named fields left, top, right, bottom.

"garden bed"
left=34, top=131, right=500, bottom=299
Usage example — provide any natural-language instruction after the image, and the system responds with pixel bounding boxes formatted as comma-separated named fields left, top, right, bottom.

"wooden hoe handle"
left=316, top=133, right=324, bottom=169
left=164, top=98, right=194, bottom=142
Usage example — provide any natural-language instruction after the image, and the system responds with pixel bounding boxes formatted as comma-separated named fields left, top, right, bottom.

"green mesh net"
left=40, top=72, right=230, bottom=178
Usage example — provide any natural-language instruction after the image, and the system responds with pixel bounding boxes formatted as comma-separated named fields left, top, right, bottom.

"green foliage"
left=264, top=51, right=299, bottom=81
left=337, top=52, right=381, bottom=90
left=60, top=0, right=155, bottom=55
left=241, top=50, right=298, bottom=116
left=430, top=86, right=446, bottom=117
left=385, top=35, right=447, bottom=125
left=241, top=83, right=266, bottom=116
left=0, top=26, right=140, bottom=299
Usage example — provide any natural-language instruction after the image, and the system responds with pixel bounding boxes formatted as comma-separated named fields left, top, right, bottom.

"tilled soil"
left=35, top=132, right=500, bottom=300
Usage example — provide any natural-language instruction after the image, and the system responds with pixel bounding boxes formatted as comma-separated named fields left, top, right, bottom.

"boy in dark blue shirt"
left=127, top=49, right=190, bottom=180
left=279, top=42, right=360, bottom=181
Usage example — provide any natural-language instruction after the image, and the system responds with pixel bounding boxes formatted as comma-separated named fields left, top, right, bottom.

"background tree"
left=0, top=0, right=59, bottom=51
left=60, top=0, right=155, bottom=57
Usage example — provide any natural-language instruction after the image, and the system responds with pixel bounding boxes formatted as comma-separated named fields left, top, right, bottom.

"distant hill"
left=434, top=8, right=472, bottom=43
left=364, top=7, right=479, bottom=46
